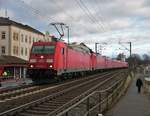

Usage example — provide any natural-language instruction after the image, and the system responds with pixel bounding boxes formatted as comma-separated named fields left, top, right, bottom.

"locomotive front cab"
left=29, top=42, right=55, bottom=69
left=27, top=40, right=68, bottom=83
left=27, top=42, right=57, bottom=81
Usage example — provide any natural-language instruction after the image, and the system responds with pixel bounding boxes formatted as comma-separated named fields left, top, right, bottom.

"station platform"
left=0, top=78, right=32, bottom=92
left=106, top=73, right=150, bottom=116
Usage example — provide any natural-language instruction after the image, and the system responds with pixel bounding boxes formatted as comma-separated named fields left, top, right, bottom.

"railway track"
left=0, top=85, right=43, bottom=101
left=0, top=71, right=108, bottom=102
left=0, top=71, right=111, bottom=113
left=0, top=69, right=128, bottom=116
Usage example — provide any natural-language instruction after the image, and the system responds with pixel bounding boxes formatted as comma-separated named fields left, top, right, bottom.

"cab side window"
left=61, top=48, right=64, bottom=55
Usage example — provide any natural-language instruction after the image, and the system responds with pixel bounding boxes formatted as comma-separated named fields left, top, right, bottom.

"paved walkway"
left=106, top=73, right=150, bottom=116
left=0, top=78, right=32, bottom=92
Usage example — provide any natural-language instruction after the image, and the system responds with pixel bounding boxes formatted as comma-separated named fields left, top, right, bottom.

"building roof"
left=0, top=56, right=28, bottom=67
left=0, top=17, right=44, bottom=35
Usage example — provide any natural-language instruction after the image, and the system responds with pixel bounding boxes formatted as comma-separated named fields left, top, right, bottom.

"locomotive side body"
left=66, top=46, right=91, bottom=73
left=96, top=55, right=106, bottom=70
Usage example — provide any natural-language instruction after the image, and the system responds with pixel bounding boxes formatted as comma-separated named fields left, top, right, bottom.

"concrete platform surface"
left=106, top=73, right=150, bottom=116
left=0, top=78, right=32, bottom=91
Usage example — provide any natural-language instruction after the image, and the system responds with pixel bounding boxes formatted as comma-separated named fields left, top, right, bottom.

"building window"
left=1, top=46, right=5, bottom=54
left=16, top=46, right=18, bottom=55
left=16, top=33, right=19, bottom=41
left=13, top=32, right=16, bottom=40
left=13, top=46, right=16, bottom=55
left=33, top=38, right=35, bottom=42
left=13, top=32, right=19, bottom=41
left=21, top=47, right=24, bottom=55
left=21, top=34, right=24, bottom=42
left=13, top=46, right=18, bottom=55
left=25, top=48, right=27, bottom=56
left=25, top=35, right=28, bottom=43
left=1, top=31, right=6, bottom=39
left=29, top=36, right=31, bottom=44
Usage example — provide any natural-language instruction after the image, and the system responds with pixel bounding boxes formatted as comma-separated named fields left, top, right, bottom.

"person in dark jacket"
left=136, top=78, right=143, bottom=93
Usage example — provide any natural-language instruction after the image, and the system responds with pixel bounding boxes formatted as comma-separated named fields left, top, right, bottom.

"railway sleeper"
left=60, top=96, right=75, bottom=100
left=38, top=104, right=58, bottom=108
left=47, top=100, right=66, bottom=103
left=19, top=112, right=45, bottom=116
left=44, top=102, right=66, bottom=106
left=40, top=104, right=60, bottom=109
left=32, top=107, right=52, bottom=111
left=43, top=102, right=61, bottom=106
left=22, top=109, right=48, bottom=115
left=37, top=104, right=59, bottom=109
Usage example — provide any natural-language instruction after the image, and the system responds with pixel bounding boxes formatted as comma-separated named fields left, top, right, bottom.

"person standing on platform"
left=136, top=78, right=143, bottom=93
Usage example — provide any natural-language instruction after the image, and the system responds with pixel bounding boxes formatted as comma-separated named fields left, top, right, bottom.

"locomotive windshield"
left=31, top=45, right=55, bottom=54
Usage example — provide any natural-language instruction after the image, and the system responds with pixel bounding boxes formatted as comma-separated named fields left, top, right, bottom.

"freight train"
left=27, top=40, right=128, bottom=83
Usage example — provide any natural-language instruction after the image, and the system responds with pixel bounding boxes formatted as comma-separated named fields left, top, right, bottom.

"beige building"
left=0, top=17, right=51, bottom=61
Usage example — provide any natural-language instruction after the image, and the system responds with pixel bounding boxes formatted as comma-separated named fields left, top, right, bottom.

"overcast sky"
left=0, top=0, right=150, bottom=57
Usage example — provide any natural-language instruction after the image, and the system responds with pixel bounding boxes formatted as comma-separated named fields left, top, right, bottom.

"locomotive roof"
left=33, top=41, right=93, bottom=53
left=68, top=42, right=93, bottom=53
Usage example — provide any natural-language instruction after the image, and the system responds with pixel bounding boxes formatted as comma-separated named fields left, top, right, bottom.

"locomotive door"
left=61, top=47, right=67, bottom=71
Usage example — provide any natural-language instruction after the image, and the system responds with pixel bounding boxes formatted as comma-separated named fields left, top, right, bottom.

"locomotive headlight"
left=30, top=59, right=36, bottom=63
left=46, top=59, right=53, bottom=63
left=40, top=55, right=44, bottom=59
left=30, top=65, right=34, bottom=68
left=49, top=65, right=53, bottom=68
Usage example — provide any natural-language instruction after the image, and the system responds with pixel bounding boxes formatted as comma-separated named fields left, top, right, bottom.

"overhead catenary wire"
left=4, top=0, right=114, bottom=44
left=18, top=0, right=56, bottom=22
left=79, top=0, right=106, bottom=32
left=48, top=0, right=98, bottom=37
left=49, top=0, right=75, bottom=22
left=91, top=0, right=112, bottom=31
left=75, top=0, right=105, bottom=32
left=16, top=0, right=68, bottom=37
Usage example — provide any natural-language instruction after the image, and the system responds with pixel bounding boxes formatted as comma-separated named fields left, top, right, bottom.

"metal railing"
left=55, top=77, right=127, bottom=116
left=144, top=78, right=150, bottom=93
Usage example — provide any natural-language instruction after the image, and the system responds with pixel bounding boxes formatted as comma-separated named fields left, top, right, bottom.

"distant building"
left=0, top=55, right=27, bottom=79
left=117, top=53, right=126, bottom=61
left=0, top=17, right=51, bottom=60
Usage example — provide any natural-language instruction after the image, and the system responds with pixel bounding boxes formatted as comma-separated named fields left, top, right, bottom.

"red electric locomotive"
left=27, top=39, right=128, bottom=83
left=27, top=40, right=93, bottom=83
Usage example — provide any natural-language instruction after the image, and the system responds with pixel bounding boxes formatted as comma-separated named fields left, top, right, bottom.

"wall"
left=0, top=26, right=10, bottom=55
